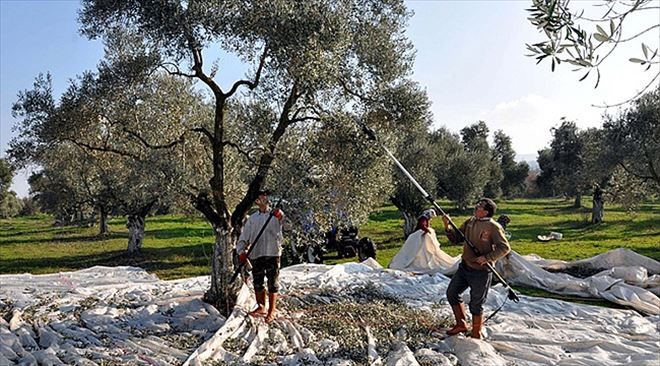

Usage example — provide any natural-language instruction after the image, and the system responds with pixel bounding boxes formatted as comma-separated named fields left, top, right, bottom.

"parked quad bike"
left=325, top=226, right=377, bottom=261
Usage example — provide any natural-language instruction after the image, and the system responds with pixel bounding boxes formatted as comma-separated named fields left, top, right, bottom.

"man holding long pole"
left=235, top=190, right=285, bottom=323
left=443, top=198, right=511, bottom=339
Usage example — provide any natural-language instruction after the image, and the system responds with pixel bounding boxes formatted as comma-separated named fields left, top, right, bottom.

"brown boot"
left=265, top=292, right=278, bottom=323
left=446, top=304, right=468, bottom=335
left=471, top=314, right=483, bottom=339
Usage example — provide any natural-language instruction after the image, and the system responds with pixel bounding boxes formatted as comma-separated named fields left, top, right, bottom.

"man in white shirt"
left=236, top=190, right=284, bottom=323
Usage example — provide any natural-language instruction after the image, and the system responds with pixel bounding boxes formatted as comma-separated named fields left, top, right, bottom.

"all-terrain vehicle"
left=325, top=225, right=377, bottom=261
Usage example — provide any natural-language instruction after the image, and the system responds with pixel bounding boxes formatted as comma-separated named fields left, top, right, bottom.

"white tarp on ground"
left=389, top=237, right=660, bottom=315
left=1, top=259, right=659, bottom=365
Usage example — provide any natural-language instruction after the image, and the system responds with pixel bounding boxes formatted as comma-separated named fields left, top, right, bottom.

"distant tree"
left=0, top=158, right=13, bottom=203
left=19, top=197, right=39, bottom=216
left=79, top=0, right=422, bottom=315
left=463, top=121, right=498, bottom=202
left=603, top=87, right=660, bottom=190
left=493, top=130, right=530, bottom=198
left=535, top=147, right=556, bottom=196
left=26, top=145, right=104, bottom=227
left=428, top=127, right=464, bottom=201
left=0, top=158, right=21, bottom=218
left=547, top=119, right=585, bottom=207
left=10, top=60, right=208, bottom=248
left=460, top=121, right=490, bottom=154
left=526, top=0, right=659, bottom=106
left=0, top=192, right=22, bottom=219
left=578, top=127, right=616, bottom=222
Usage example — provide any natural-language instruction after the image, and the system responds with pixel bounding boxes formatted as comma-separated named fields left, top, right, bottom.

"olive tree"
left=79, top=0, right=422, bottom=314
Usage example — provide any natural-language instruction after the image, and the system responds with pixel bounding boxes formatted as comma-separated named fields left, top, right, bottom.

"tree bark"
left=99, top=205, right=109, bottom=235
left=126, top=214, right=145, bottom=253
left=591, top=186, right=604, bottom=224
left=125, top=200, right=156, bottom=253
left=204, top=228, right=242, bottom=316
left=573, top=194, right=582, bottom=208
left=402, top=211, right=416, bottom=239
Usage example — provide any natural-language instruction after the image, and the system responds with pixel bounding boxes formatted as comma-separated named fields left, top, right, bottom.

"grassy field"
left=1, top=198, right=658, bottom=282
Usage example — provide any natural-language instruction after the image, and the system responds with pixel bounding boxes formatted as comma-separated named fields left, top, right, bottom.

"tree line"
left=2, top=0, right=657, bottom=316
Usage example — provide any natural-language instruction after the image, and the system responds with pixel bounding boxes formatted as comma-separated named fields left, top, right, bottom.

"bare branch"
left=339, top=78, right=377, bottom=103
left=592, top=70, right=660, bottom=107
left=618, top=24, right=660, bottom=42
left=222, top=140, right=258, bottom=164
left=159, top=62, right=196, bottom=78
left=192, top=126, right=214, bottom=145
left=617, top=161, right=654, bottom=181
left=224, top=45, right=269, bottom=98
left=123, top=127, right=184, bottom=149
left=191, top=48, right=224, bottom=97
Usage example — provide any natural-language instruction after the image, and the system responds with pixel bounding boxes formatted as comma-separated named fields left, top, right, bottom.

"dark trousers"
left=446, top=261, right=492, bottom=315
left=251, top=256, right=280, bottom=293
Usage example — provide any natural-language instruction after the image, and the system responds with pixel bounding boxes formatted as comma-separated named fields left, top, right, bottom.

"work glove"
left=272, top=208, right=283, bottom=220
left=239, top=252, right=248, bottom=264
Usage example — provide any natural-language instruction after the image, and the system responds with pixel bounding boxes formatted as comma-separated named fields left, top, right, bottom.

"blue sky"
left=1, top=0, right=658, bottom=197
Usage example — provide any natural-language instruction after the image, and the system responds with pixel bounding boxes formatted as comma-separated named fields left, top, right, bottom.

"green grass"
left=348, top=198, right=660, bottom=269
left=1, top=198, right=658, bottom=283
left=0, top=214, right=215, bottom=280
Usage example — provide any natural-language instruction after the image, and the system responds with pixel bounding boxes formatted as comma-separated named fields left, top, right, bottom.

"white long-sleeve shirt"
left=236, top=209, right=283, bottom=259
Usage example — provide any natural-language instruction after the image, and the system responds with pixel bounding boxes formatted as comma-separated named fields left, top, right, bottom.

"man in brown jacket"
left=442, top=198, right=510, bottom=339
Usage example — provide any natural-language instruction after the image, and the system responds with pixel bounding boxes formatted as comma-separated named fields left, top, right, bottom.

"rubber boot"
left=446, top=304, right=468, bottom=335
left=471, top=314, right=483, bottom=339
left=265, top=292, right=278, bottom=323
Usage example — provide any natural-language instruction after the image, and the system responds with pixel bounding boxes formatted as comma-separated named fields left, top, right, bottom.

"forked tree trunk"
left=99, top=205, right=109, bottom=235
left=126, top=214, right=146, bottom=253
left=204, top=228, right=242, bottom=316
left=402, top=211, right=416, bottom=239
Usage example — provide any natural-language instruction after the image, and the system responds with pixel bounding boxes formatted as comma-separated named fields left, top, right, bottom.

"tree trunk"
left=204, top=228, right=242, bottom=316
left=591, top=187, right=604, bottom=224
left=402, top=211, right=416, bottom=239
left=573, top=194, right=582, bottom=208
left=126, top=214, right=146, bottom=253
left=99, top=205, right=109, bottom=235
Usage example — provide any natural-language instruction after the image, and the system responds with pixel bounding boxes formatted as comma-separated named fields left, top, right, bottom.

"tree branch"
left=617, top=161, right=654, bottom=181
left=339, top=78, right=377, bottom=103
left=192, top=126, right=214, bottom=145
left=592, top=70, right=660, bottom=107
left=618, top=24, right=660, bottom=42
left=193, top=192, right=222, bottom=227
left=222, top=140, right=258, bottom=164
left=224, top=45, right=269, bottom=98
left=66, top=138, right=141, bottom=160
left=191, top=48, right=224, bottom=97
left=230, top=81, right=300, bottom=228
left=159, top=62, right=196, bottom=78
left=123, top=126, right=184, bottom=149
